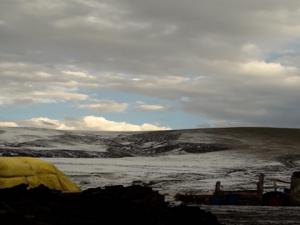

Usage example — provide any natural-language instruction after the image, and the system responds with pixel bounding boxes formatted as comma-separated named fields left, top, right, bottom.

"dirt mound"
left=0, top=184, right=221, bottom=225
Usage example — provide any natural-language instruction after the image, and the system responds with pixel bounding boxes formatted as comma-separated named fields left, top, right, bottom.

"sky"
left=1, top=0, right=300, bottom=131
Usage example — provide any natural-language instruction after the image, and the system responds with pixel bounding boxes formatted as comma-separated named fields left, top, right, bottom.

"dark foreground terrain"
left=201, top=205, right=300, bottom=225
left=0, top=184, right=221, bottom=225
left=1, top=127, right=300, bottom=225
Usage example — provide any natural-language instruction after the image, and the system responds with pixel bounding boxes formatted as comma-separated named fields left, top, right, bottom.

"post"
left=257, top=173, right=264, bottom=195
left=215, top=181, right=221, bottom=194
left=290, top=171, right=300, bottom=205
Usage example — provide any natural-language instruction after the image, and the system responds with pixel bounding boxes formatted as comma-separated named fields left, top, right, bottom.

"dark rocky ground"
left=0, top=184, right=221, bottom=225
left=201, top=205, right=300, bottom=225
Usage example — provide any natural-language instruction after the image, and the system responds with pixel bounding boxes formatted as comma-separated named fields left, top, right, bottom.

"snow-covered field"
left=44, top=150, right=296, bottom=196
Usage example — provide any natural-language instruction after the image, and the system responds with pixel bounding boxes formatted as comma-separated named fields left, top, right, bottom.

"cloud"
left=100, top=60, right=300, bottom=127
left=25, top=117, right=76, bottom=130
left=78, top=100, right=128, bottom=112
left=82, top=116, right=169, bottom=131
left=239, top=61, right=296, bottom=76
left=136, top=102, right=169, bottom=112
left=8, top=116, right=169, bottom=131
left=62, top=70, right=95, bottom=79
left=241, top=44, right=262, bottom=58
left=0, top=122, right=18, bottom=127
left=32, top=91, right=88, bottom=102
left=1, top=1, right=300, bottom=127
left=0, top=62, right=92, bottom=105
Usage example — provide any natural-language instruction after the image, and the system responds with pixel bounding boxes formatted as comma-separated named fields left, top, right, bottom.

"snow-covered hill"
left=0, top=127, right=229, bottom=158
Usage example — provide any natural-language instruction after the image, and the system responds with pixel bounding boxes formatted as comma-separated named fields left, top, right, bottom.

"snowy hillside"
left=0, top=127, right=229, bottom=157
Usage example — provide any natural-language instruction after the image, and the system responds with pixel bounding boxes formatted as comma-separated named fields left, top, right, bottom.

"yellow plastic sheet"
left=0, top=157, right=80, bottom=192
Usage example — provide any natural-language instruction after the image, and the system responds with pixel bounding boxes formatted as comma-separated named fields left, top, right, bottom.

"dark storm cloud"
left=1, top=0, right=300, bottom=127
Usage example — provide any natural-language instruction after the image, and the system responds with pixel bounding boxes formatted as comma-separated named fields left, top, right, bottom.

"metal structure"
left=176, top=172, right=300, bottom=206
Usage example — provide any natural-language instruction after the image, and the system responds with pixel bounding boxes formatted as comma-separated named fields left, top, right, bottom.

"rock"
left=0, top=184, right=222, bottom=225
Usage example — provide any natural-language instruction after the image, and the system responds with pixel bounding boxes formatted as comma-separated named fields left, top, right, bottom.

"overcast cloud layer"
left=1, top=0, right=300, bottom=130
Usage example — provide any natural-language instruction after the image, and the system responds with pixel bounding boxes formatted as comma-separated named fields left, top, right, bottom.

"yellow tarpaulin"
left=0, top=157, right=80, bottom=192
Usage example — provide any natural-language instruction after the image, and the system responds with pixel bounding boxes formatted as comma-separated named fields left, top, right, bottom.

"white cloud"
left=62, top=70, right=95, bottom=79
left=240, top=61, right=296, bottom=76
left=26, top=117, right=75, bottom=130
left=32, top=91, right=88, bottom=102
left=136, top=102, right=169, bottom=112
left=241, top=44, right=262, bottom=58
left=0, top=62, right=93, bottom=105
left=78, top=100, right=128, bottom=112
left=82, top=116, right=169, bottom=131
left=8, top=116, right=170, bottom=131
left=0, top=122, right=18, bottom=127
